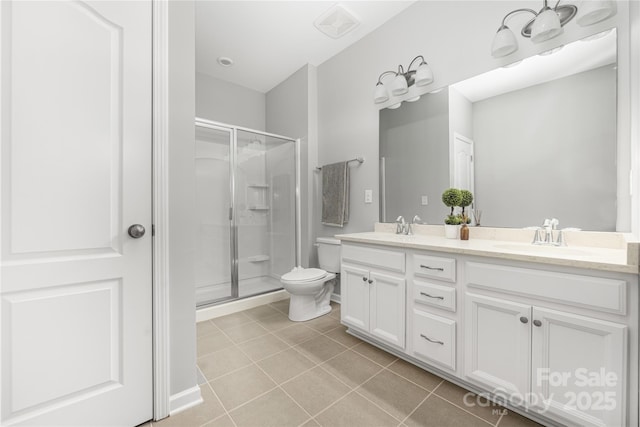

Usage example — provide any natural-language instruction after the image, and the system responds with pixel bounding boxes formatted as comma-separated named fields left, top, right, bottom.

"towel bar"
left=315, top=157, right=364, bottom=171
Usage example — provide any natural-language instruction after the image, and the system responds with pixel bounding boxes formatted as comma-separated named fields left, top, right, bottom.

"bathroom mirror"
left=380, top=29, right=619, bottom=231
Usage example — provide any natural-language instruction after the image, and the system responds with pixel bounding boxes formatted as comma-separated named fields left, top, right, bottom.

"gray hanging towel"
left=321, top=161, right=349, bottom=227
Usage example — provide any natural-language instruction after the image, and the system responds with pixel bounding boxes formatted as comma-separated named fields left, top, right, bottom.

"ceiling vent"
left=314, top=4, right=360, bottom=39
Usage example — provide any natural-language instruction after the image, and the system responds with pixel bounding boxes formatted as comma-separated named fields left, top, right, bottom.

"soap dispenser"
left=460, top=222, right=469, bottom=240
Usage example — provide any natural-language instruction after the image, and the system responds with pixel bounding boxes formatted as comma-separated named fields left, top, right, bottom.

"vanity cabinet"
left=341, top=244, right=406, bottom=349
left=337, top=236, right=637, bottom=427
left=407, top=253, right=458, bottom=371
left=464, top=262, right=628, bottom=427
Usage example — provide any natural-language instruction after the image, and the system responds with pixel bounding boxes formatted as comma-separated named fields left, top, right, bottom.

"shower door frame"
left=195, top=118, right=300, bottom=307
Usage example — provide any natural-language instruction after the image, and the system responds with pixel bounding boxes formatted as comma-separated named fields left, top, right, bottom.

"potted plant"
left=459, top=189, right=474, bottom=224
left=442, top=188, right=462, bottom=238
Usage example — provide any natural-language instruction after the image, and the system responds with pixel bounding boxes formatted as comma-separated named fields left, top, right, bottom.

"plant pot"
left=444, top=224, right=460, bottom=239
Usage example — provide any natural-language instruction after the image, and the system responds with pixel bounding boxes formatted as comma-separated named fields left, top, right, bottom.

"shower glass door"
left=195, top=124, right=234, bottom=305
left=235, top=129, right=296, bottom=299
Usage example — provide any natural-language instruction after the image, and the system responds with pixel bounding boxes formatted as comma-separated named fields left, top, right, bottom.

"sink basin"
left=492, top=244, right=593, bottom=257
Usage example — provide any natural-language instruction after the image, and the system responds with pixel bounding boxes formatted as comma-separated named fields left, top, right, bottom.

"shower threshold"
left=196, top=275, right=283, bottom=308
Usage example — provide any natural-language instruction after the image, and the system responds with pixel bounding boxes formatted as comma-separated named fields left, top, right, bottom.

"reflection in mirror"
left=380, top=29, right=619, bottom=231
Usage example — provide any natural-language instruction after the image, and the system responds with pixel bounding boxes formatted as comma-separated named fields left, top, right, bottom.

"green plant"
left=459, top=189, right=474, bottom=218
left=441, top=188, right=462, bottom=216
left=444, top=214, right=463, bottom=225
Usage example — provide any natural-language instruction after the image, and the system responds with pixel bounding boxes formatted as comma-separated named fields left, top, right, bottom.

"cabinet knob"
left=533, top=320, right=542, bottom=327
left=362, top=277, right=367, bottom=282
left=368, top=279, right=373, bottom=284
left=519, top=316, right=528, bottom=324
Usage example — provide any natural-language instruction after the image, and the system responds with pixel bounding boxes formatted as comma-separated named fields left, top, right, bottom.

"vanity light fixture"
left=491, top=0, right=616, bottom=58
left=373, top=55, right=434, bottom=106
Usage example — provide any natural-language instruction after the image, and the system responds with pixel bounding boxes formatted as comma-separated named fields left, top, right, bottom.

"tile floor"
left=151, top=300, right=544, bottom=427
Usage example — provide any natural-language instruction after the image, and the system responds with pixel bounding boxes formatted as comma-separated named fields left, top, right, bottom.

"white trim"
left=152, top=0, right=170, bottom=421
left=196, top=290, right=289, bottom=322
left=169, top=386, right=203, bottom=415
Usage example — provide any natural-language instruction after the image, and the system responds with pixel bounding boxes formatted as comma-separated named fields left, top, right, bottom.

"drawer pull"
left=420, top=334, right=444, bottom=345
left=420, top=264, right=444, bottom=272
left=420, top=292, right=444, bottom=300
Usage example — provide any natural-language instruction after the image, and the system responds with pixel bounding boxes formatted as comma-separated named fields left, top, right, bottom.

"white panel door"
left=531, top=307, right=626, bottom=427
left=340, top=264, right=370, bottom=332
left=369, top=271, right=405, bottom=349
left=464, top=293, right=531, bottom=398
left=452, top=133, right=474, bottom=193
left=1, top=1, right=152, bottom=425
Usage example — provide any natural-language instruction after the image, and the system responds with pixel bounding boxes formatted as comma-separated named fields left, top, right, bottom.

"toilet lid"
left=281, top=268, right=327, bottom=283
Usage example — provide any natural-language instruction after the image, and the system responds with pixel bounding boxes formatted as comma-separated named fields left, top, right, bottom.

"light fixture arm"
left=499, top=8, right=538, bottom=28
left=407, top=55, right=427, bottom=71
left=376, top=70, right=398, bottom=85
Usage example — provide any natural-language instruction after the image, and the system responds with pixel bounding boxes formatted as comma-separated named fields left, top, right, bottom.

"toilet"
left=280, top=237, right=341, bottom=322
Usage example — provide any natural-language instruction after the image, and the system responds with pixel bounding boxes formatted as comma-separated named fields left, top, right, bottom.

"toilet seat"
left=281, top=268, right=327, bottom=284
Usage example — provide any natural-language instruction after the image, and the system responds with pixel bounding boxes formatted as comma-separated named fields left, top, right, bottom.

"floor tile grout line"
left=203, top=376, right=239, bottom=427
left=398, top=381, right=441, bottom=425
left=275, top=383, right=316, bottom=423
left=316, top=354, right=385, bottom=393
left=209, top=321, right=324, bottom=418
left=202, top=304, right=502, bottom=427
left=428, top=393, right=497, bottom=426
left=496, top=410, right=506, bottom=426
left=308, top=389, right=360, bottom=422
left=379, top=363, right=442, bottom=394
left=352, top=387, right=415, bottom=424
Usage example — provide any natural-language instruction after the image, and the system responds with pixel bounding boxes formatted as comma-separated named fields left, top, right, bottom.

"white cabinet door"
left=465, top=293, right=531, bottom=397
left=1, top=1, right=152, bottom=425
left=370, top=271, right=405, bottom=349
left=341, top=264, right=370, bottom=332
left=531, top=307, right=627, bottom=427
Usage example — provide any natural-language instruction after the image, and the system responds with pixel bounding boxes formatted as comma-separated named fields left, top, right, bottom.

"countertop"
left=335, top=225, right=640, bottom=275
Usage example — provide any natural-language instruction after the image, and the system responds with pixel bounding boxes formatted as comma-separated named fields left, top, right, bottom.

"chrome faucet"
left=396, top=216, right=407, bottom=235
left=532, top=218, right=566, bottom=246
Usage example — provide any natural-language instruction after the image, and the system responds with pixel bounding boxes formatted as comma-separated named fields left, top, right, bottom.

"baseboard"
left=169, top=385, right=203, bottom=416
left=330, top=292, right=341, bottom=303
left=196, top=289, right=289, bottom=322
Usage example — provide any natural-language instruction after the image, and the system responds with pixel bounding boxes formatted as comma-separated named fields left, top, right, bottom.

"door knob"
left=128, top=224, right=146, bottom=239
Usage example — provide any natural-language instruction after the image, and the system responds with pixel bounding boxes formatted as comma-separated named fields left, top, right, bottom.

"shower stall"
left=195, top=118, right=298, bottom=307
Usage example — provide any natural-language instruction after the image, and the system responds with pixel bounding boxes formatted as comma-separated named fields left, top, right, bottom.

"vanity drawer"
left=341, top=244, right=405, bottom=273
left=412, top=309, right=456, bottom=370
left=413, top=254, right=456, bottom=282
left=413, top=280, right=456, bottom=312
left=466, top=262, right=627, bottom=315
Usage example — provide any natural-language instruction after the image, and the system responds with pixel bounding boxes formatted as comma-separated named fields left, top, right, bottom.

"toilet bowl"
left=280, top=237, right=341, bottom=322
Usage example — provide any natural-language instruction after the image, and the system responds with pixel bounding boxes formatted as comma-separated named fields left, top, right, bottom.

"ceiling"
left=195, top=1, right=416, bottom=93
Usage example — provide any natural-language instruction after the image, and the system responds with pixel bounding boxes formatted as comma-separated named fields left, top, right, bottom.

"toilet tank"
left=316, top=237, right=341, bottom=273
